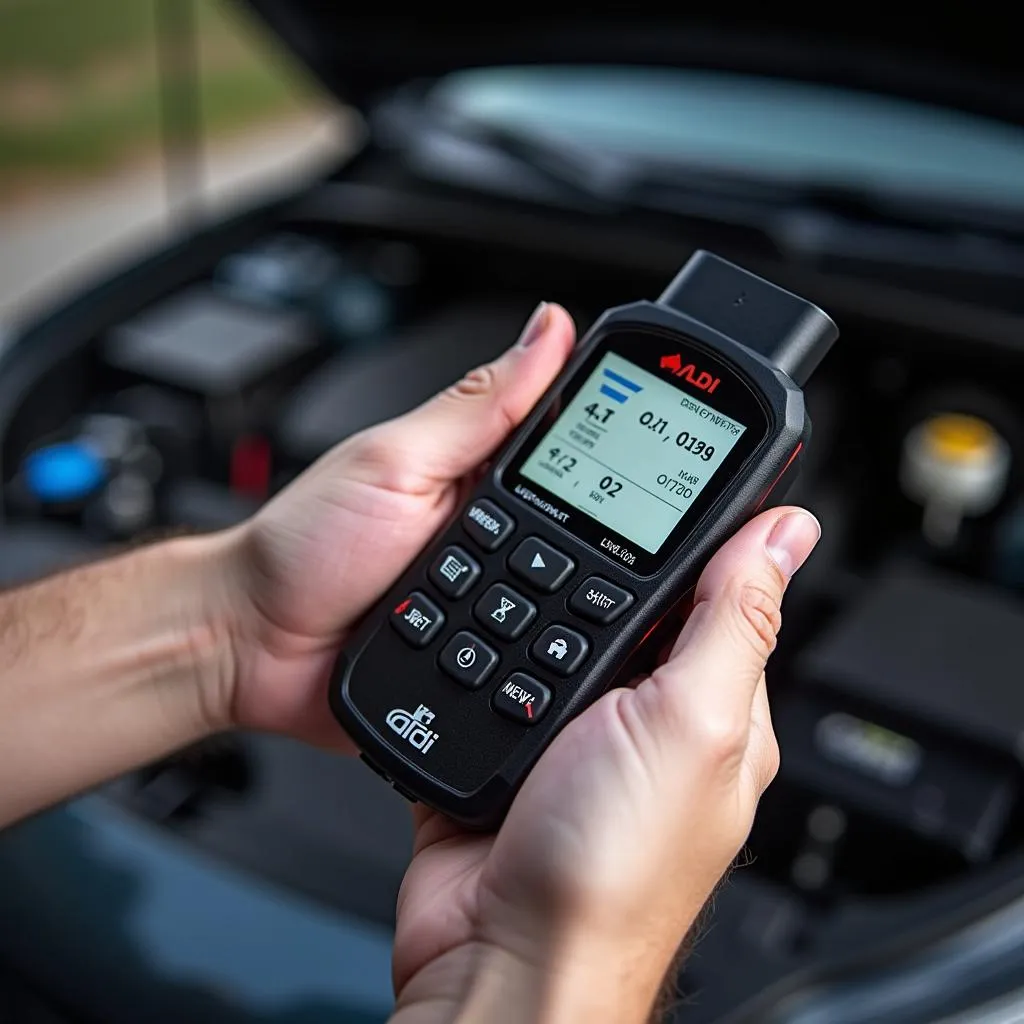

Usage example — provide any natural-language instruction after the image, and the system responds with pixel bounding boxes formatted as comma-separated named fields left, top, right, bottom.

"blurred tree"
left=0, top=0, right=327, bottom=198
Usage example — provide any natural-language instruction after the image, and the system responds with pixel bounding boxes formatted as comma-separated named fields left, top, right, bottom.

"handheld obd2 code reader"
left=330, top=251, right=838, bottom=827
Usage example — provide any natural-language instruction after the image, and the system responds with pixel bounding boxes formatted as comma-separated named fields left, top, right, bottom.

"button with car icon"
left=530, top=624, right=589, bottom=676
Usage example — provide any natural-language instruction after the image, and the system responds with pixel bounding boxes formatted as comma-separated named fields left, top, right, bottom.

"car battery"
left=104, top=286, right=319, bottom=493
left=774, top=691, right=1016, bottom=863
left=784, top=561, right=1024, bottom=862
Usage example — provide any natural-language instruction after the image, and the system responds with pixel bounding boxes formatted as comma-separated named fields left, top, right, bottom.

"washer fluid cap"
left=900, top=413, right=1011, bottom=546
left=23, top=441, right=106, bottom=504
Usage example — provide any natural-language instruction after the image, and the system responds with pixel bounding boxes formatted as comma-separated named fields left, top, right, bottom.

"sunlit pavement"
left=0, top=113, right=351, bottom=334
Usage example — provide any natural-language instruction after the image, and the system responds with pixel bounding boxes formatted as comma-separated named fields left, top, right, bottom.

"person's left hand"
left=216, top=303, right=575, bottom=747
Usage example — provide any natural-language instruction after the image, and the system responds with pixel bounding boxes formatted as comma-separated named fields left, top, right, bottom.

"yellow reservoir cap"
left=900, top=410, right=1011, bottom=546
left=923, top=413, right=998, bottom=463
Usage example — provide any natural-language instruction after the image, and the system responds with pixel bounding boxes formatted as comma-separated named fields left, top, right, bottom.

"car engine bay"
left=4, top=147, right=1024, bottom=1022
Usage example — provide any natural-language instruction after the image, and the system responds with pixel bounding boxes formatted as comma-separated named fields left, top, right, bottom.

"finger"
left=376, top=303, right=575, bottom=483
left=743, top=675, right=780, bottom=801
left=409, top=803, right=466, bottom=854
left=640, top=507, right=819, bottom=745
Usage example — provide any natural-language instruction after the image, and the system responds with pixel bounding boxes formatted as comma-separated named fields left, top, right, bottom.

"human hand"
left=389, top=507, right=820, bottom=1024
left=215, top=303, right=575, bottom=747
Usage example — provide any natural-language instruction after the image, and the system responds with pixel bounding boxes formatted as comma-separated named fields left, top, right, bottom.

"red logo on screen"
left=659, top=354, right=720, bottom=394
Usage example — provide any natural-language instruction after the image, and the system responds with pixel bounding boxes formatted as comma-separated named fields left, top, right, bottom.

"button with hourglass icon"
left=473, top=583, right=537, bottom=641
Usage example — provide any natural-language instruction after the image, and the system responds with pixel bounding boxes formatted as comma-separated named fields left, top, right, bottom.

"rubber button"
left=492, top=672, right=552, bottom=725
left=473, top=583, right=536, bottom=641
left=462, top=499, right=515, bottom=552
left=530, top=624, right=589, bottom=676
left=568, top=576, right=635, bottom=625
left=508, top=536, right=575, bottom=593
left=390, top=591, right=445, bottom=648
left=428, top=545, right=482, bottom=599
left=438, top=630, right=499, bottom=690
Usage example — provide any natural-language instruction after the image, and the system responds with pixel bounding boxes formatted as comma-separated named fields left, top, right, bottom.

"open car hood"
left=240, top=7, right=1024, bottom=125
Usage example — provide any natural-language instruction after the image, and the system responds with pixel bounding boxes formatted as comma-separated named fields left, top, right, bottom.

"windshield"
left=426, top=66, right=1024, bottom=210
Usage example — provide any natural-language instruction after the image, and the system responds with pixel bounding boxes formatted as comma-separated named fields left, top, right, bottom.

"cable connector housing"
left=658, top=250, right=838, bottom=386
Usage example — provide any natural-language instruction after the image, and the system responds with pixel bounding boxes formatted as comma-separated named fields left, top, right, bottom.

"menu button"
left=492, top=673, right=552, bottom=726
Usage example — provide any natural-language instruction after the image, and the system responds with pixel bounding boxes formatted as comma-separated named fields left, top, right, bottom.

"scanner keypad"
left=393, top=498, right=636, bottom=728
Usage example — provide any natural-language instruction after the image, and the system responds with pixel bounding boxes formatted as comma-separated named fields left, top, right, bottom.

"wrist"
left=0, top=532, right=239, bottom=824
left=393, top=933, right=670, bottom=1024
left=151, top=529, right=246, bottom=735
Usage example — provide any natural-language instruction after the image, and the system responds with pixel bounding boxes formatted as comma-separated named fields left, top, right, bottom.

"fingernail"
left=765, top=510, right=821, bottom=578
left=516, top=302, right=550, bottom=349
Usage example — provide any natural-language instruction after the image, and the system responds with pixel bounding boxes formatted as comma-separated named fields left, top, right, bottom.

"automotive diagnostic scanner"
left=330, top=251, right=838, bottom=827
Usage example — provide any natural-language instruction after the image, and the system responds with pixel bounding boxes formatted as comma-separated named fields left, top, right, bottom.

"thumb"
left=635, top=507, right=820, bottom=779
left=377, top=302, right=576, bottom=483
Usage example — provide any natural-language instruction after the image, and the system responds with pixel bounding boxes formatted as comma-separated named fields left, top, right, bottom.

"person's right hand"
left=389, top=507, right=820, bottom=1024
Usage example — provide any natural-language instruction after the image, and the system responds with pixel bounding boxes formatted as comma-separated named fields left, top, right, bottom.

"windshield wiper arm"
left=376, top=100, right=1024, bottom=298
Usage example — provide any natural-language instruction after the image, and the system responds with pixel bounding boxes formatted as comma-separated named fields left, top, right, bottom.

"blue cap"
left=23, top=441, right=106, bottom=504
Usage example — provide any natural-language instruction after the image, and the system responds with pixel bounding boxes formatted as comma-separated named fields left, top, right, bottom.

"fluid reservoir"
left=22, top=440, right=106, bottom=507
left=899, top=413, right=1011, bottom=547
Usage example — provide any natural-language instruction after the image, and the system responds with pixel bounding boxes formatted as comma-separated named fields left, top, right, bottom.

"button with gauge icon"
left=438, top=631, right=499, bottom=690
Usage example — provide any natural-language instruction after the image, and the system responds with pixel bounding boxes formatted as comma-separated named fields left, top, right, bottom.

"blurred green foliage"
left=0, top=0, right=325, bottom=191
left=0, top=0, right=157, bottom=73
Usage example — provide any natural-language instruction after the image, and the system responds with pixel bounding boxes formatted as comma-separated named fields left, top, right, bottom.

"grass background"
left=0, top=0, right=328, bottom=194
